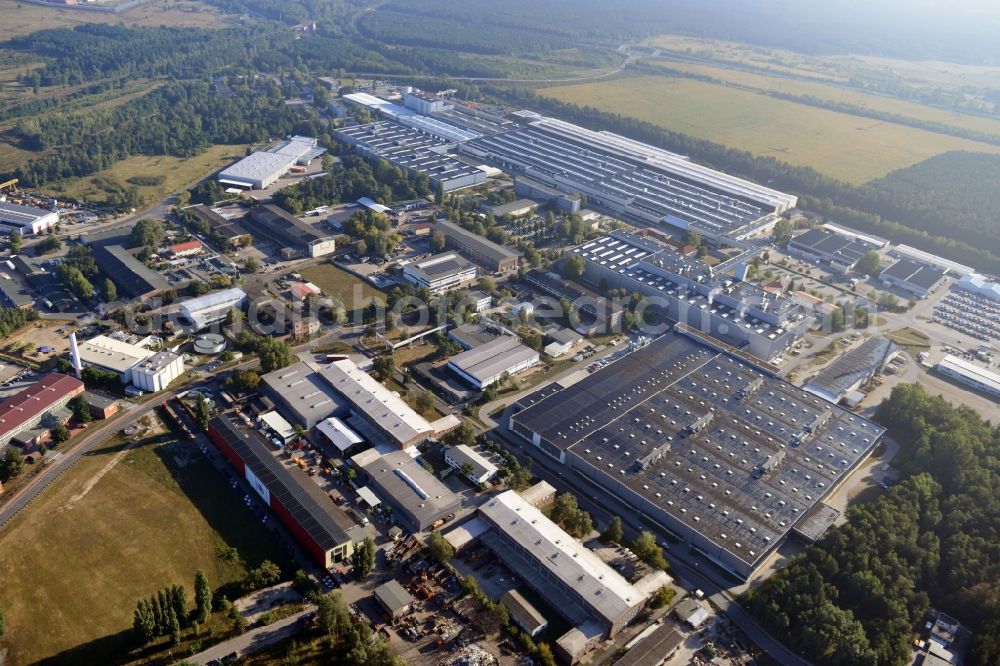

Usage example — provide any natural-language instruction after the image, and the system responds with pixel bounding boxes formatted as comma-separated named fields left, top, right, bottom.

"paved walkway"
left=187, top=608, right=312, bottom=666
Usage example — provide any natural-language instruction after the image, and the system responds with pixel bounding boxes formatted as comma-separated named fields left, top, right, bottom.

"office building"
left=169, top=240, right=204, bottom=258
left=448, top=336, right=540, bottom=389
left=879, top=259, right=946, bottom=298
left=571, top=232, right=804, bottom=360
left=208, top=415, right=365, bottom=567
left=130, top=350, right=184, bottom=393
left=509, top=331, right=885, bottom=579
left=436, top=220, right=521, bottom=273
left=0, top=201, right=59, bottom=235
left=402, top=252, right=477, bottom=293
left=178, top=287, right=248, bottom=331
left=443, top=444, right=498, bottom=484
left=403, top=91, right=452, bottom=115
left=461, top=114, right=796, bottom=241
left=0, top=373, right=84, bottom=447
left=936, top=355, right=1000, bottom=398
left=351, top=448, right=460, bottom=531
left=243, top=205, right=336, bottom=258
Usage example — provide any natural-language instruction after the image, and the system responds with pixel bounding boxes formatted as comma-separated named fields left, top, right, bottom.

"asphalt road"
left=0, top=396, right=166, bottom=529
left=188, top=608, right=313, bottom=665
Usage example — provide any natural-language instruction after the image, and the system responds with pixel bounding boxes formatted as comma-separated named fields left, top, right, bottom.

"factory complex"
left=509, top=330, right=884, bottom=579
left=570, top=232, right=805, bottom=360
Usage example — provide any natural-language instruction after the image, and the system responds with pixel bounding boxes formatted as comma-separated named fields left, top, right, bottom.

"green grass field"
left=43, top=144, right=247, bottom=205
left=0, top=424, right=293, bottom=666
left=541, top=75, right=1000, bottom=184
left=299, top=263, right=388, bottom=312
left=885, top=327, right=932, bottom=353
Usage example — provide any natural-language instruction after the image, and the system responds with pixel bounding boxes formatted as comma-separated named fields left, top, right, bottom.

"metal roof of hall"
left=511, top=332, right=884, bottom=570
left=210, top=415, right=361, bottom=550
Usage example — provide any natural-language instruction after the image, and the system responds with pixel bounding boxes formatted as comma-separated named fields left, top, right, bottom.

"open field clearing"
left=649, top=61, right=1000, bottom=140
left=645, top=33, right=1000, bottom=95
left=0, top=0, right=233, bottom=38
left=0, top=424, right=292, bottom=665
left=44, top=143, right=247, bottom=205
left=300, top=263, right=388, bottom=312
left=541, top=75, right=1000, bottom=183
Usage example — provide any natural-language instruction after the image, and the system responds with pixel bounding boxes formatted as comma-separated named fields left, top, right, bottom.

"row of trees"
left=744, top=384, right=1000, bottom=665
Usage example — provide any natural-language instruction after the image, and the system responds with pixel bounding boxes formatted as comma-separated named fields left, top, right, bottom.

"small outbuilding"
left=374, top=579, right=414, bottom=618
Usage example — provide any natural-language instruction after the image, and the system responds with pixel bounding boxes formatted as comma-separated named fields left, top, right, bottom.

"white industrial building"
left=260, top=410, right=297, bottom=444
left=891, top=245, right=975, bottom=277
left=316, top=416, right=365, bottom=453
left=936, top=355, right=1000, bottom=398
left=130, top=351, right=184, bottom=392
left=403, top=91, right=453, bottom=115
left=958, top=274, right=1000, bottom=301
left=179, top=288, right=248, bottom=330
left=444, top=444, right=499, bottom=484
left=75, top=335, right=154, bottom=383
left=0, top=201, right=59, bottom=235
left=218, top=136, right=324, bottom=190
left=402, top=252, right=477, bottom=293
left=447, top=336, right=539, bottom=389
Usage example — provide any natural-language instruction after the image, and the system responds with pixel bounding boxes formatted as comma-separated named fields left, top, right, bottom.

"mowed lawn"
left=541, top=75, right=1000, bottom=184
left=300, top=263, right=388, bottom=312
left=45, top=144, right=248, bottom=205
left=0, top=429, right=292, bottom=666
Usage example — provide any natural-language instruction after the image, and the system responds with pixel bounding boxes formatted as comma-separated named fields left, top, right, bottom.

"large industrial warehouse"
left=208, top=415, right=366, bottom=568
left=0, top=201, right=59, bottom=235
left=570, top=232, right=804, bottom=360
left=350, top=448, right=460, bottom=531
left=242, top=205, right=336, bottom=258
left=508, top=331, right=884, bottom=579
left=218, top=136, right=325, bottom=190
left=460, top=113, right=797, bottom=240
left=334, top=121, right=487, bottom=192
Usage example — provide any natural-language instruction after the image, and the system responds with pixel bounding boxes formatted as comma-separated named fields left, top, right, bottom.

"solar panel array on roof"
left=210, top=415, right=359, bottom=551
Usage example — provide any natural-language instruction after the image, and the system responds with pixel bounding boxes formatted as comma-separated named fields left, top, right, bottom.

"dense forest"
left=860, top=152, right=1000, bottom=254
left=6, top=79, right=310, bottom=187
left=358, top=0, right=1000, bottom=64
left=743, top=384, right=1000, bottom=666
left=489, top=87, right=1000, bottom=273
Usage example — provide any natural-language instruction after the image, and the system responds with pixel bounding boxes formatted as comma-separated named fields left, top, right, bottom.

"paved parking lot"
left=932, top=288, right=1000, bottom=343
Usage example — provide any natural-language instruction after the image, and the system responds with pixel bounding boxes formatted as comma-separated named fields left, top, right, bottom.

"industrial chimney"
left=69, top=332, right=83, bottom=379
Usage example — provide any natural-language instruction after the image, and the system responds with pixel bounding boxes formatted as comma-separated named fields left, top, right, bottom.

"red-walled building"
left=208, top=414, right=364, bottom=568
left=0, top=373, right=84, bottom=447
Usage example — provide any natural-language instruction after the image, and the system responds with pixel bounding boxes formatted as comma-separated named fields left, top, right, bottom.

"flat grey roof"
left=353, top=449, right=459, bottom=528
left=881, top=258, right=945, bottom=290
left=511, top=331, right=885, bottom=571
left=93, top=243, right=170, bottom=297
left=615, top=623, right=684, bottom=666
left=261, top=362, right=346, bottom=427
left=437, top=219, right=522, bottom=263
left=448, top=336, right=538, bottom=384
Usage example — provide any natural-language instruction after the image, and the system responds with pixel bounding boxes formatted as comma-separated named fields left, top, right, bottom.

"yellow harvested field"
left=0, top=0, right=234, bottom=38
left=652, top=61, right=1000, bottom=139
left=46, top=144, right=247, bottom=204
left=541, top=76, right=1000, bottom=184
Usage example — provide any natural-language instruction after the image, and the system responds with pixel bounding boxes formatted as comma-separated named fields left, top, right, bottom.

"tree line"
left=743, top=384, right=1000, bottom=665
